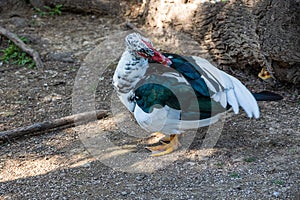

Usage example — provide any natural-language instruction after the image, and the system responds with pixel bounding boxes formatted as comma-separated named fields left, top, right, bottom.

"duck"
left=113, top=32, right=282, bottom=156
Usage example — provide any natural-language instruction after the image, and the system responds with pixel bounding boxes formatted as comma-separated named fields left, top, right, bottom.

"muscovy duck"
left=113, top=33, right=282, bottom=156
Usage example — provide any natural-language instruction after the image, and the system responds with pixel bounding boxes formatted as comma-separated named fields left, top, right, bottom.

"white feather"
left=191, top=56, right=259, bottom=118
left=201, top=76, right=217, bottom=93
left=226, top=89, right=239, bottom=114
left=134, top=104, right=222, bottom=134
left=113, top=51, right=149, bottom=112
left=162, top=72, right=189, bottom=84
left=229, top=75, right=260, bottom=118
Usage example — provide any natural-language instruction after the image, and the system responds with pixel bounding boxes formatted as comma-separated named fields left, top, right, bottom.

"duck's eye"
left=129, top=94, right=140, bottom=102
left=138, top=48, right=154, bottom=57
left=134, top=95, right=140, bottom=100
left=139, top=48, right=146, bottom=54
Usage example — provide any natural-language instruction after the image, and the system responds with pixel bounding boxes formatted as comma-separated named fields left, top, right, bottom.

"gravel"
left=0, top=10, right=299, bottom=200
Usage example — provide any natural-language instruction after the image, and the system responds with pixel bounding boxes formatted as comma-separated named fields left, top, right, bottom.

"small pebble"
left=273, top=191, right=280, bottom=197
left=121, top=191, right=127, bottom=196
left=82, top=162, right=91, bottom=168
left=185, top=161, right=196, bottom=166
left=136, top=175, right=145, bottom=181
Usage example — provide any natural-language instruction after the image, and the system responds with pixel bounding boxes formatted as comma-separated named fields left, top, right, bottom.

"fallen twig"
left=0, top=26, right=44, bottom=69
left=0, top=110, right=109, bottom=142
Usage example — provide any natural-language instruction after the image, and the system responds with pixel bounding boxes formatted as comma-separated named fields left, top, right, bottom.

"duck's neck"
left=113, top=51, right=149, bottom=93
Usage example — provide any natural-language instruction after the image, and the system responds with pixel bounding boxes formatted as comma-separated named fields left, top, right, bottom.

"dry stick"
left=0, top=26, right=44, bottom=69
left=0, top=110, right=109, bottom=142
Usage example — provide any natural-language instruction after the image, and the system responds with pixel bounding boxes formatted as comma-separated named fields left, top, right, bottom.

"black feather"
left=252, top=91, right=283, bottom=101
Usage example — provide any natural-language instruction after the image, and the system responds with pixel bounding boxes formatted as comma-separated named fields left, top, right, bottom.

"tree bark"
left=143, top=0, right=300, bottom=84
left=255, top=0, right=300, bottom=84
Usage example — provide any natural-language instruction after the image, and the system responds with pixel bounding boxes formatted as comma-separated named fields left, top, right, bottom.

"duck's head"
left=125, top=33, right=172, bottom=66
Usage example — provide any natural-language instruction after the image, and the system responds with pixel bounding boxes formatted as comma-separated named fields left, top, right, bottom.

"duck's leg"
left=149, top=132, right=172, bottom=143
left=160, top=135, right=171, bottom=143
left=146, top=134, right=181, bottom=156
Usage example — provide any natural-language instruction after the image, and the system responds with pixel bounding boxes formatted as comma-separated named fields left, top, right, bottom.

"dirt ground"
left=0, top=10, right=299, bottom=200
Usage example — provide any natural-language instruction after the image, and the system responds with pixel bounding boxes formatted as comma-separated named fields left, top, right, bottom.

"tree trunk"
left=143, top=0, right=300, bottom=84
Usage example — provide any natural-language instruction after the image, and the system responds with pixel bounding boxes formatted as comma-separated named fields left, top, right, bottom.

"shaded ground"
left=0, top=10, right=299, bottom=199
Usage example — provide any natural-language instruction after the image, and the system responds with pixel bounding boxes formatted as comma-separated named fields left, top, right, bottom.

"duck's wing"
left=164, top=53, right=259, bottom=118
left=134, top=72, right=226, bottom=120
left=133, top=71, right=224, bottom=133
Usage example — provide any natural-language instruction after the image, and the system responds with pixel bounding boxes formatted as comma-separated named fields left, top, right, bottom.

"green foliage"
left=273, top=179, right=285, bottom=186
left=34, top=7, right=47, bottom=17
left=229, top=172, right=240, bottom=178
left=215, top=162, right=225, bottom=169
left=34, top=4, right=63, bottom=17
left=243, top=157, right=256, bottom=163
left=1, top=36, right=35, bottom=68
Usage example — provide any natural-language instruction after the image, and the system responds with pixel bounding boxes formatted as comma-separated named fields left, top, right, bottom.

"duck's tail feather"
left=252, top=91, right=283, bottom=101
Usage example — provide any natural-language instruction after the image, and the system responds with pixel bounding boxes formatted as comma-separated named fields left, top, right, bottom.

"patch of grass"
left=288, top=148, right=298, bottom=153
left=34, top=4, right=63, bottom=17
left=243, top=157, right=256, bottom=163
left=273, top=179, right=285, bottom=186
left=216, top=162, right=225, bottom=168
left=46, top=4, right=63, bottom=16
left=0, top=111, right=15, bottom=117
left=89, top=84, right=98, bottom=92
left=34, top=7, right=47, bottom=17
left=1, top=36, right=35, bottom=68
left=229, top=172, right=240, bottom=178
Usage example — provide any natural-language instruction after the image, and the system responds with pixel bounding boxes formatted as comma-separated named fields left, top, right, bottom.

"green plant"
left=229, top=172, right=240, bottom=178
left=1, top=36, right=35, bottom=68
left=273, top=179, right=285, bottom=186
left=243, top=157, right=256, bottom=163
left=34, top=4, right=63, bottom=17
left=216, top=162, right=225, bottom=168
left=288, top=148, right=298, bottom=153
left=46, top=4, right=63, bottom=16
left=34, top=7, right=47, bottom=17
